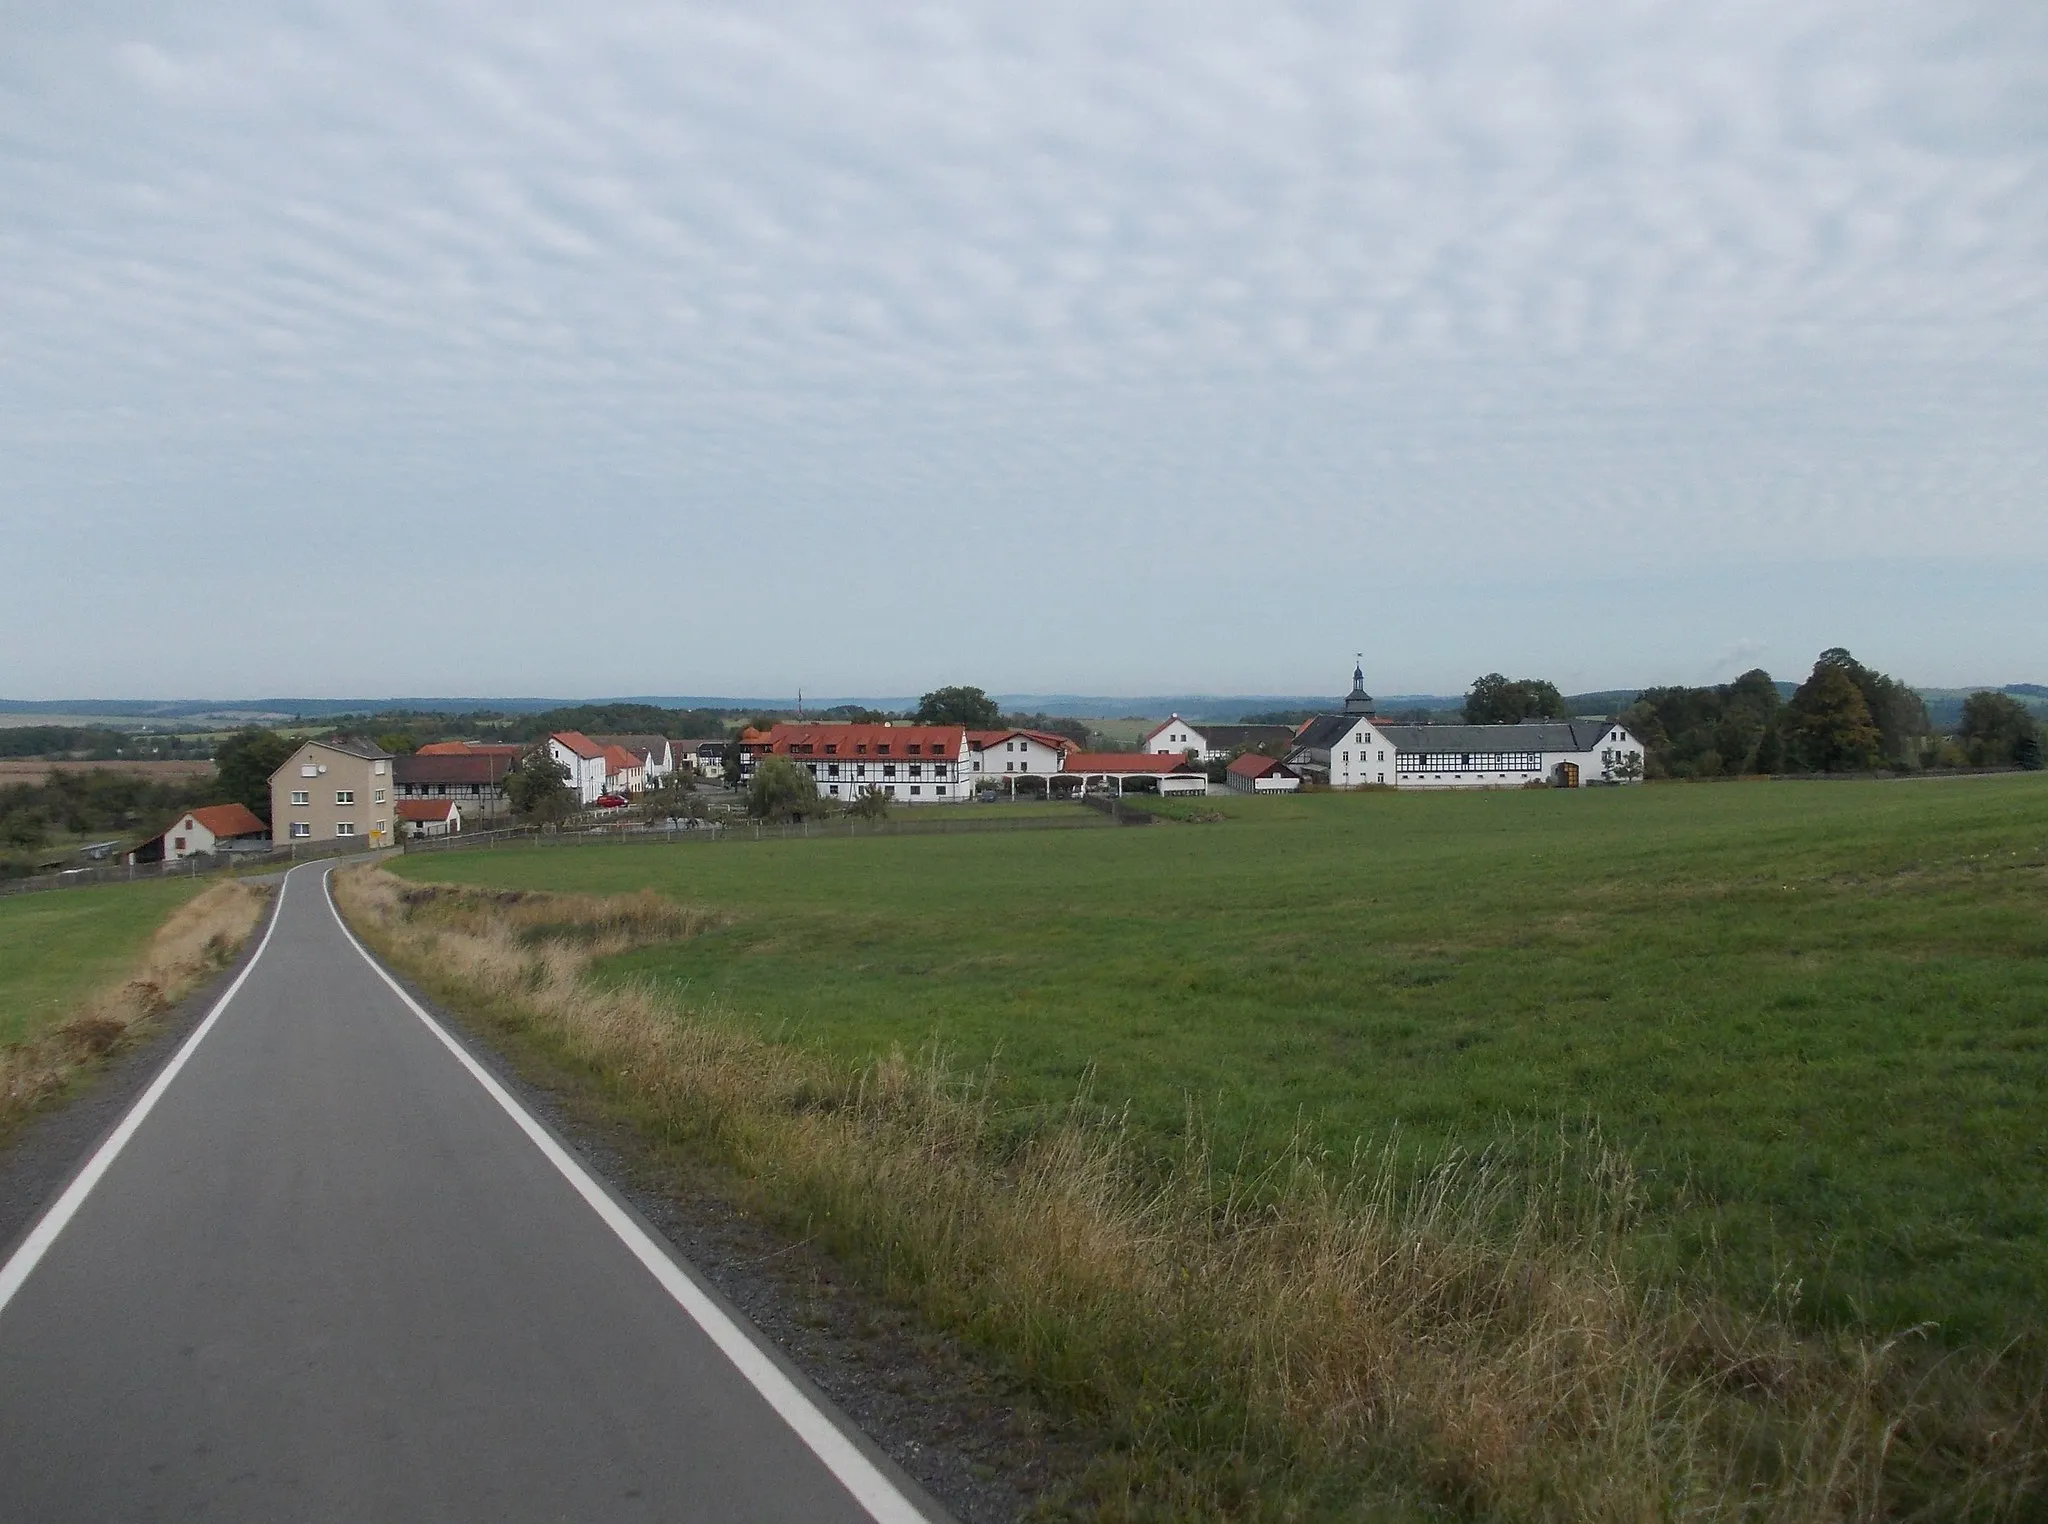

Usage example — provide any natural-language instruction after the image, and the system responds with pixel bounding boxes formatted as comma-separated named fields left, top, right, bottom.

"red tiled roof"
left=185, top=803, right=267, bottom=839
left=1061, top=752, right=1202, bottom=774
left=966, top=728, right=1071, bottom=753
left=760, top=723, right=964, bottom=759
left=602, top=745, right=640, bottom=772
left=396, top=799, right=458, bottom=822
left=1227, top=753, right=1285, bottom=779
left=551, top=730, right=606, bottom=760
left=418, top=740, right=525, bottom=759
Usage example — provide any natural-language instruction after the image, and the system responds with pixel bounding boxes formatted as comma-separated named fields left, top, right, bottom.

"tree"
left=747, top=756, right=820, bottom=820
left=1463, top=674, right=1569, bottom=725
left=213, top=727, right=295, bottom=822
left=1784, top=660, right=1882, bottom=772
left=1814, top=648, right=1930, bottom=767
left=375, top=732, right=417, bottom=756
left=721, top=739, right=744, bottom=789
left=847, top=785, right=891, bottom=820
left=915, top=685, right=1002, bottom=729
left=504, top=748, right=574, bottom=824
left=1957, top=691, right=2043, bottom=768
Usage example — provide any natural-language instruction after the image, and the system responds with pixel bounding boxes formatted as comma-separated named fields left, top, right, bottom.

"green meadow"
left=0, top=880, right=205, bottom=1048
left=391, top=777, right=2048, bottom=1344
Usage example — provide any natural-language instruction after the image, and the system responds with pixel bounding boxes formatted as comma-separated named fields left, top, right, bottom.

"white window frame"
left=290, top=790, right=309, bottom=806
left=335, top=822, right=356, bottom=837
left=290, top=822, right=311, bottom=838
left=335, top=790, right=355, bottom=805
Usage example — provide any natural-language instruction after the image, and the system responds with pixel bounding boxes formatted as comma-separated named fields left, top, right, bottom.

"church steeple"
left=1344, top=654, right=1373, bottom=715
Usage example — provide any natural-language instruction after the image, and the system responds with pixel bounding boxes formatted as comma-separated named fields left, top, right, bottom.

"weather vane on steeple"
left=1345, top=653, right=1373, bottom=715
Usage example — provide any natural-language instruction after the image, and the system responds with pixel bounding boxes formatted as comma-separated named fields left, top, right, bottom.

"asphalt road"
left=0, top=864, right=940, bottom=1523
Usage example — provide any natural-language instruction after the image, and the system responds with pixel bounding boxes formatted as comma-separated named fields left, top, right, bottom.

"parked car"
left=594, top=793, right=629, bottom=809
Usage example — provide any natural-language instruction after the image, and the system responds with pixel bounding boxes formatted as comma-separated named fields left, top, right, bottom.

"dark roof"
left=1288, top=715, right=1628, bottom=754
left=315, top=736, right=393, bottom=761
left=1370, top=721, right=1624, bottom=753
left=1291, top=714, right=1370, bottom=751
left=595, top=734, right=671, bottom=762
left=678, top=737, right=728, bottom=755
left=395, top=753, right=516, bottom=785
left=1197, top=724, right=1296, bottom=751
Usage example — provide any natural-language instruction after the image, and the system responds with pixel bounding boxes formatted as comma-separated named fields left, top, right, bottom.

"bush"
left=746, top=756, right=821, bottom=821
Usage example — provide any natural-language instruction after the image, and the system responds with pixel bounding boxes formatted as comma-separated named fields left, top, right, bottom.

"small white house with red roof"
left=133, top=802, right=270, bottom=864
left=396, top=798, right=463, bottom=838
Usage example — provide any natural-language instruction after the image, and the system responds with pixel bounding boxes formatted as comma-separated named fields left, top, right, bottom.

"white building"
left=743, top=723, right=973, bottom=804
left=1141, top=717, right=1296, bottom=762
left=967, top=728, right=1072, bottom=792
left=595, top=735, right=674, bottom=784
left=546, top=731, right=609, bottom=804
left=1288, top=665, right=1645, bottom=789
left=134, top=803, right=270, bottom=863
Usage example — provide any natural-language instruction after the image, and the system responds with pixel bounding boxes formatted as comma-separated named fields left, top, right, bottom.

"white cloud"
left=0, top=1, right=2042, bottom=695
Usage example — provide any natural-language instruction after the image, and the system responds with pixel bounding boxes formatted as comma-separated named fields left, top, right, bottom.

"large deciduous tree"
left=213, top=728, right=295, bottom=822
left=1784, top=660, right=1882, bottom=772
left=1462, top=674, right=1569, bottom=725
left=1957, top=691, right=2044, bottom=768
left=746, top=756, right=822, bottom=820
left=504, top=748, right=574, bottom=823
left=915, top=685, right=1002, bottom=729
left=1813, top=648, right=1930, bottom=767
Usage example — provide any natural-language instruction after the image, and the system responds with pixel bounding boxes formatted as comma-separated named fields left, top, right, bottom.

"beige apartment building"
left=269, top=737, right=397, bottom=849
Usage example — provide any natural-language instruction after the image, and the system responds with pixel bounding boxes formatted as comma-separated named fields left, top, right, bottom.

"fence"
left=0, top=835, right=385, bottom=898
left=401, top=806, right=1125, bottom=858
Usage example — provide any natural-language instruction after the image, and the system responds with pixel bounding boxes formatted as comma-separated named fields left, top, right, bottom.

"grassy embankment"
left=349, top=776, right=2048, bottom=1518
left=0, top=879, right=270, bottom=1134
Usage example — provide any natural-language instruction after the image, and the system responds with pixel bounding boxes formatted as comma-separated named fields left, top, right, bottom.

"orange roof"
left=1061, top=752, right=1202, bottom=774
left=1227, top=753, right=1287, bottom=779
left=551, top=730, right=606, bottom=760
left=760, top=723, right=963, bottom=759
left=418, top=740, right=524, bottom=758
left=186, top=803, right=267, bottom=839
left=602, top=745, right=640, bottom=772
left=967, top=728, right=1071, bottom=752
left=396, top=799, right=458, bottom=822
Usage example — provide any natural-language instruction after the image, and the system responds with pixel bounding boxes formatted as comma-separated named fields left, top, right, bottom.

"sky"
left=3, top=1, right=2044, bottom=701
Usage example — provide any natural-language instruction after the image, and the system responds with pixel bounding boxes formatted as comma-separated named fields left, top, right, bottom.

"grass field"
left=0, top=880, right=207, bottom=1047
left=391, top=776, right=2048, bottom=1345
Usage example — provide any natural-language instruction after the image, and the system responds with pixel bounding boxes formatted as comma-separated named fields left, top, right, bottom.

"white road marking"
left=0, top=869, right=293, bottom=1319
left=320, top=871, right=936, bottom=1524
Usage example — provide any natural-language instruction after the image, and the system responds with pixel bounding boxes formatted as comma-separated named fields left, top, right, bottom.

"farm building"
left=394, top=751, right=518, bottom=820
left=130, top=802, right=270, bottom=864
left=967, top=728, right=1073, bottom=793
left=1287, top=664, right=1645, bottom=789
left=741, top=723, right=972, bottom=804
left=1226, top=755, right=1302, bottom=793
left=396, top=799, right=463, bottom=838
left=1143, top=716, right=1296, bottom=762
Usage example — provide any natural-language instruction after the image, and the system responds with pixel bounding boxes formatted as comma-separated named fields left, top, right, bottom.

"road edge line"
left=320, top=869, right=936, bottom=1524
left=0, top=867, right=293, bottom=1318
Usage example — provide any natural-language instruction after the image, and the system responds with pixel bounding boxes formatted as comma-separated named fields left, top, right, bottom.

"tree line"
left=0, top=769, right=221, bottom=873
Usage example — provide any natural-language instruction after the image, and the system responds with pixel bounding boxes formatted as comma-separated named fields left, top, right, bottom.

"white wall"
left=1145, top=717, right=1207, bottom=757
left=164, top=814, right=218, bottom=861
left=547, top=738, right=607, bottom=803
left=973, top=733, right=1067, bottom=783
left=1328, top=720, right=1393, bottom=789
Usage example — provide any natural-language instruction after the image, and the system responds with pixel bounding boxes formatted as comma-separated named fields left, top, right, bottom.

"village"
left=148, top=662, right=1644, bottom=858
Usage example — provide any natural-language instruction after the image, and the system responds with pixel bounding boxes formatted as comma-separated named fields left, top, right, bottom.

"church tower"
left=1343, top=656, right=1373, bottom=716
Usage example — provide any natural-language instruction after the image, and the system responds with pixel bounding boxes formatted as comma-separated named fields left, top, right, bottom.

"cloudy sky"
left=4, top=2, right=2043, bottom=701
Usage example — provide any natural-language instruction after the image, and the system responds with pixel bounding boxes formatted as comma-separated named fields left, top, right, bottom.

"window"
left=828, top=764, right=840, bottom=778
left=335, top=822, right=356, bottom=837
left=908, top=764, right=922, bottom=778
left=829, top=785, right=840, bottom=795
left=909, top=744, right=922, bottom=755
left=910, top=785, right=922, bottom=795
left=1377, top=773, right=1385, bottom=783
left=301, top=764, right=319, bottom=777
left=883, top=764, right=897, bottom=777
left=825, top=744, right=838, bottom=755
left=173, top=836, right=186, bottom=851
left=335, top=790, right=355, bottom=805
left=290, top=822, right=311, bottom=839
left=877, top=744, right=891, bottom=755
left=374, top=820, right=386, bottom=837
left=373, top=761, right=387, bottom=775
left=374, top=789, right=387, bottom=803
left=290, top=790, right=309, bottom=806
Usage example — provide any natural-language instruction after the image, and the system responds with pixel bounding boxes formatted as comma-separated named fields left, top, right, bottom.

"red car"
left=594, top=793, right=630, bottom=809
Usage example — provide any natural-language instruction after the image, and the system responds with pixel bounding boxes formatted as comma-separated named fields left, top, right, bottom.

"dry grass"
left=336, top=866, right=2046, bottom=1521
left=0, top=880, right=270, bottom=1130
